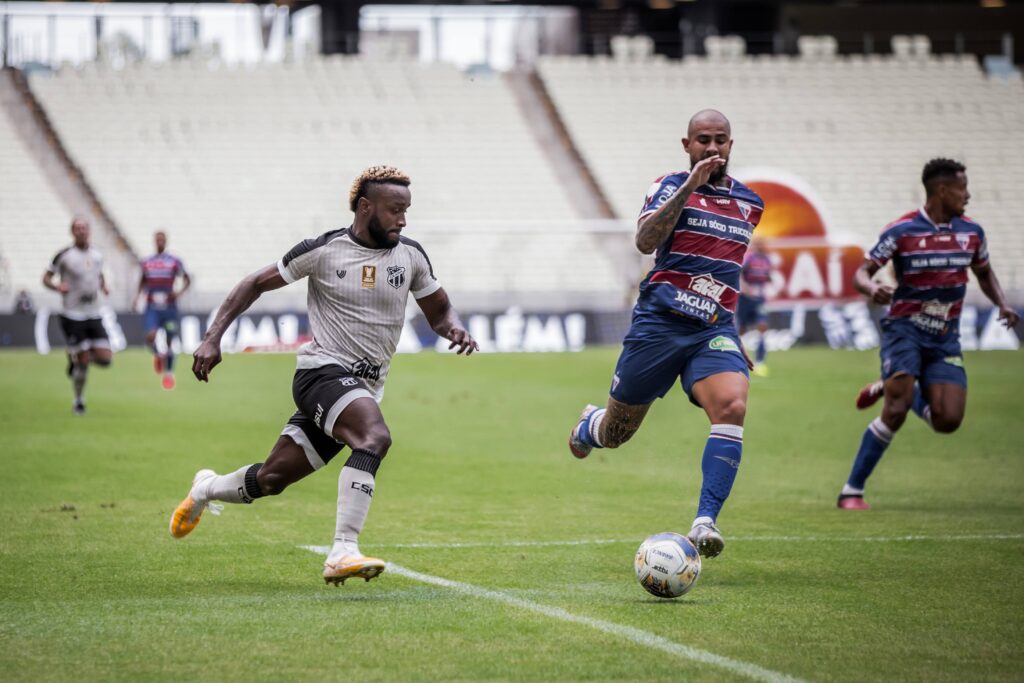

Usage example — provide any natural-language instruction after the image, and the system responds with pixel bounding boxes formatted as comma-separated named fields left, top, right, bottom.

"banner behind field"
left=0, top=304, right=1020, bottom=353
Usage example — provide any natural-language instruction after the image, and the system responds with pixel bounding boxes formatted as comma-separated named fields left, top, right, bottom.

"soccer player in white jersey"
left=42, top=217, right=113, bottom=415
left=170, top=166, right=478, bottom=585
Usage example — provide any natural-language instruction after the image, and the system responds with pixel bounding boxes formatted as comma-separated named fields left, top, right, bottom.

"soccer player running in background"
left=838, top=159, right=1019, bottom=510
left=170, top=166, right=478, bottom=585
left=42, top=217, right=113, bottom=415
left=135, top=230, right=191, bottom=390
left=568, top=110, right=763, bottom=558
left=736, top=237, right=773, bottom=377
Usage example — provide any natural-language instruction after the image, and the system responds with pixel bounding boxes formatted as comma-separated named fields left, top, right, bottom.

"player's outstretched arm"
left=972, top=262, right=1020, bottom=329
left=635, top=154, right=726, bottom=255
left=416, top=288, right=479, bottom=355
left=192, top=264, right=288, bottom=382
left=853, top=260, right=893, bottom=305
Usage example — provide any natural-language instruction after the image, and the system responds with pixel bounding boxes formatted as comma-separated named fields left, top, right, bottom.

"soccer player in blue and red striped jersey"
left=838, top=158, right=1019, bottom=510
left=736, top=238, right=773, bottom=376
left=568, top=110, right=764, bottom=558
left=136, top=231, right=191, bottom=390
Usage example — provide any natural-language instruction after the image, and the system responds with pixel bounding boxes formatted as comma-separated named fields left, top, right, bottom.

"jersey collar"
left=918, top=207, right=952, bottom=231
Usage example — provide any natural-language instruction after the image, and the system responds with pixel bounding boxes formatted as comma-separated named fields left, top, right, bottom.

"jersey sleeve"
left=47, top=248, right=68, bottom=275
left=406, top=240, right=441, bottom=300
left=973, top=228, right=989, bottom=267
left=638, top=175, right=684, bottom=221
left=277, top=237, right=322, bottom=283
left=867, top=226, right=900, bottom=267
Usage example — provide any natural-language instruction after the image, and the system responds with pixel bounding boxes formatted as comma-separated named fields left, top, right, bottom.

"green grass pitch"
left=1, top=347, right=1021, bottom=682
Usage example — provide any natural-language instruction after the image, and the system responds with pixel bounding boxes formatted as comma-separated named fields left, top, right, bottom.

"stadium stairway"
left=0, top=68, right=137, bottom=311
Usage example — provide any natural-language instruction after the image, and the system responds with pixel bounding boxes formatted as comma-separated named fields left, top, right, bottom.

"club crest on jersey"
left=736, top=200, right=751, bottom=220
left=361, top=265, right=376, bottom=288
left=386, top=265, right=406, bottom=289
left=955, top=234, right=971, bottom=251
left=336, top=269, right=347, bottom=280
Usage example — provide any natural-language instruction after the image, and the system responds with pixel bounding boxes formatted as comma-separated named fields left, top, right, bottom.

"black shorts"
left=59, top=315, right=109, bottom=353
left=279, top=365, right=375, bottom=469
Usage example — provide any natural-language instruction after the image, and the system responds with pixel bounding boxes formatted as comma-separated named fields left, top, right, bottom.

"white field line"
left=301, top=546, right=806, bottom=683
left=304, top=532, right=1024, bottom=551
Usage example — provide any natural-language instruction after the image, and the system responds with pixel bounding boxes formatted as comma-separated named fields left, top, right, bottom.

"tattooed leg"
left=597, top=397, right=653, bottom=448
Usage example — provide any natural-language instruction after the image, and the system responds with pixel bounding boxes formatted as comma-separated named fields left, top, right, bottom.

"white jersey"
left=276, top=227, right=441, bottom=400
left=47, top=245, right=104, bottom=320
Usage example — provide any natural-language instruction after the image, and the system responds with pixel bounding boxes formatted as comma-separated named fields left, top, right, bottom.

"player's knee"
left=711, top=396, right=747, bottom=425
left=931, top=413, right=962, bottom=434
left=255, top=468, right=291, bottom=496
left=352, top=425, right=392, bottom=458
left=93, top=355, right=111, bottom=367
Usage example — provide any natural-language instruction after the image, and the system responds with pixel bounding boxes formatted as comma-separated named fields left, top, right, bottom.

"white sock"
left=841, top=484, right=865, bottom=496
left=71, top=364, right=87, bottom=401
left=329, top=466, right=376, bottom=560
left=199, top=465, right=253, bottom=504
left=692, top=515, right=714, bottom=528
left=589, top=409, right=606, bottom=447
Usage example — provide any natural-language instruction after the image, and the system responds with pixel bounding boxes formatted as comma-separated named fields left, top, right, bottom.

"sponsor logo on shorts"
left=361, top=265, right=376, bottom=288
left=314, top=402, right=324, bottom=428
left=944, top=355, right=964, bottom=367
left=709, top=335, right=739, bottom=353
left=339, top=377, right=360, bottom=387
left=349, top=357, right=382, bottom=381
left=611, top=373, right=621, bottom=392
left=386, top=265, right=406, bottom=289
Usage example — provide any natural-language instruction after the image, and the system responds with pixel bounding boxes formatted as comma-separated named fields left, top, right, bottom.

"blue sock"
left=755, top=335, right=766, bottom=364
left=911, top=383, right=931, bottom=425
left=846, top=417, right=894, bottom=490
left=696, top=425, right=744, bottom=521
left=165, top=348, right=175, bottom=373
left=577, top=408, right=605, bottom=448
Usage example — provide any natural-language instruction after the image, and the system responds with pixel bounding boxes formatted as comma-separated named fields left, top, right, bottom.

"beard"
left=368, top=212, right=400, bottom=248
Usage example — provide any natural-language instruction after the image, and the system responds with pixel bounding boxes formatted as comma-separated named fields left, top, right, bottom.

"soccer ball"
left=634, top=532, right=702, bottom=598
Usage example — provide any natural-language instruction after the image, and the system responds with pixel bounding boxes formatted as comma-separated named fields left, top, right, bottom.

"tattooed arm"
left=635, top=154, right=727, bottom=255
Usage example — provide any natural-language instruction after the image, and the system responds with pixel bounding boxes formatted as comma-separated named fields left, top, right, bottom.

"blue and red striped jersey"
left=868, top=208, right=988, bottom=334
left=740, top=251, right=773, bottom=298
left=140, top=252, right=187, bottom=307
left=636, top=171, right=764, bottom=326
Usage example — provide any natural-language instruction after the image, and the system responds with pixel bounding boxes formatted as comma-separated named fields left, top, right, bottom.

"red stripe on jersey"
left=649, top=271, right=739, bottom=310
left=686, top=193, right=762, bottom=225
left=889, top=300, right=963, bottom=320
left=671, top=232, right=746, bottom=264
left=901, top=270, right=969, bottom=288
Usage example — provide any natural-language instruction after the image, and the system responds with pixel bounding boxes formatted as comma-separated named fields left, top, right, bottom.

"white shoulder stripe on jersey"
left=413, top=280, right=442, bottom=300
left=276, top=259, right=297, bottom=284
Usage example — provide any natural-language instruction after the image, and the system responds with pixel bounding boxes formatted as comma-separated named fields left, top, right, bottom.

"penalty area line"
left=300, top=545, right=806, bottom=683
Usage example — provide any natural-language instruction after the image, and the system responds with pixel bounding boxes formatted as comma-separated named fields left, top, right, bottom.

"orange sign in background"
left=743, top=176, right=865, bottom=305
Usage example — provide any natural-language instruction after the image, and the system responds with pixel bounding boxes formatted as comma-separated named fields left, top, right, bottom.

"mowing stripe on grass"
left=302, top=545, right=806, bottom=683
left=305, top=533, right=1024, bottom=551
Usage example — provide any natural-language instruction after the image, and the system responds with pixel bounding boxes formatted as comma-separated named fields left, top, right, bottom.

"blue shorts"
left=611, top=310, right=749, bottom=407
left=144, top=306, right=180, bottom=336
left=880, top=318, right=966, bottom=389
left=735, top=294, right=767, bottom=330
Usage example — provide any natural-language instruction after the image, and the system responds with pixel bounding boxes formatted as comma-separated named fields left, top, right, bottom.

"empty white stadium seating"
left=537, top=52, right=1024, bottom=290
left=0, top=104, right=71, bottom=297
left=27, top=57, right=590, bottom=300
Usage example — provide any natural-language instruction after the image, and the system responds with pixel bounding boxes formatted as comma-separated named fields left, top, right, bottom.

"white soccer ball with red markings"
left=634, top=532, right=702, bottom=599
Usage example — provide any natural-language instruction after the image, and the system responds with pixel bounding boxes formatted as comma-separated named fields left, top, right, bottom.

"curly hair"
left=921, top=158, right=965, bottom=194
left=348, top=165, right=411, bottom=212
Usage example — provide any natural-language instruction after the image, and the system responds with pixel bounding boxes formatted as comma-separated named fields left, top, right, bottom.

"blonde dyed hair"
left=349, top=165, right=411, bottom=212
